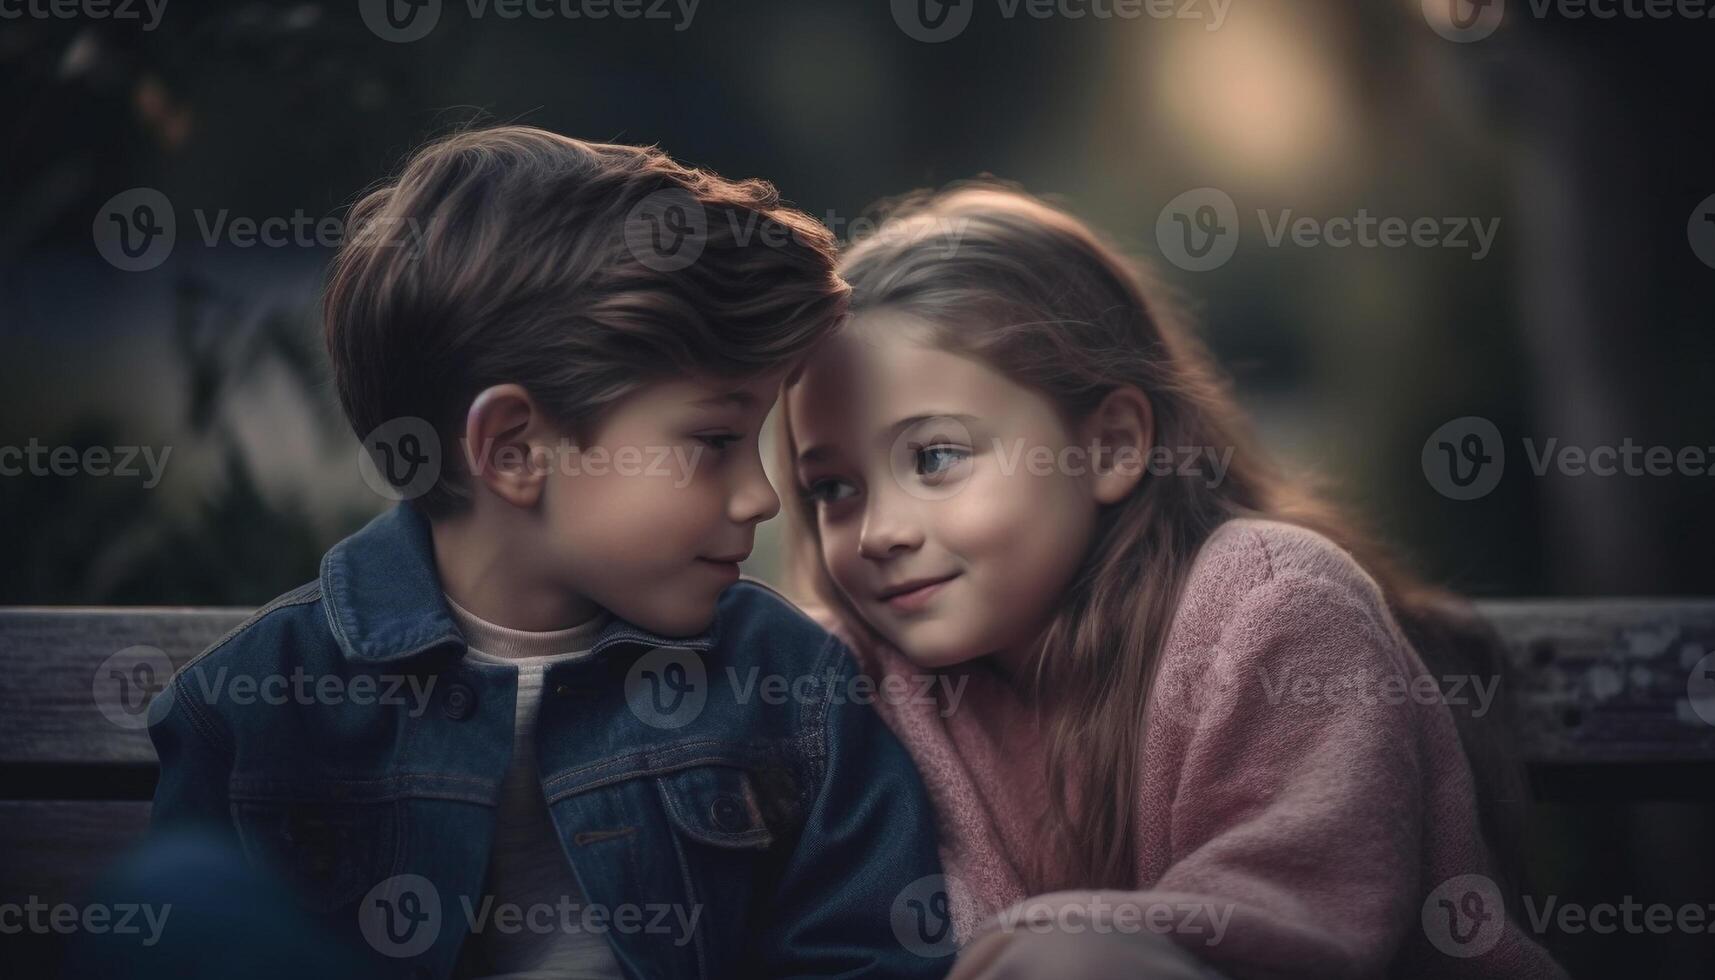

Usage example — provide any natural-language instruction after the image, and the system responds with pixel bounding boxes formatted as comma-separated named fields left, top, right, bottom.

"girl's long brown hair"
left=779, top=183, right=1525, bottom=895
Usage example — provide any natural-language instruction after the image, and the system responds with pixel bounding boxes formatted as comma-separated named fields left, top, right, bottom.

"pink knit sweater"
left=815, top=518, right=1565, bottom=979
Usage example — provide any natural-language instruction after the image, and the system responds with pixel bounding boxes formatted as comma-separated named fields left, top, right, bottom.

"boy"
left=146, top=127, right=947, bottom=979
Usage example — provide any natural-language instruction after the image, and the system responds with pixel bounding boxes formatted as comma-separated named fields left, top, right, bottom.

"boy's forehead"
left=636, top=371, right=788, bottom=411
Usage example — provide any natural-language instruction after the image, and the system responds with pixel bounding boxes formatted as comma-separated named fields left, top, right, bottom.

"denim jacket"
left=149, top=503, right=949, bottom=979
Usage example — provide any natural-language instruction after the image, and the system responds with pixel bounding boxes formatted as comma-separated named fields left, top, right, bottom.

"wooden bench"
left=3, top=600, right=1714, bottom=970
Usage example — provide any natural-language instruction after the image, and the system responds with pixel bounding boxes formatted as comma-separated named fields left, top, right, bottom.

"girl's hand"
left=945, top=927, right=1227, bottom=980
left=944, top=928, right=1015, bottom=980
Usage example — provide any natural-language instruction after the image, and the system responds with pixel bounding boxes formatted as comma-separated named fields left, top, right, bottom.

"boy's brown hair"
left=324, top=125, right=848, bottom=516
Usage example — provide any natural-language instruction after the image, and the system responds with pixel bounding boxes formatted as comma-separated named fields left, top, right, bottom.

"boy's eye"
left=696, top=433, right=741, bottom=451
left=803, top=477, right=858, bottom=506
left=914, top=445, right=970, bottom=479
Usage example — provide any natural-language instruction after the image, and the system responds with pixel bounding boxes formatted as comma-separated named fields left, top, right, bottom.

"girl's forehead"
left=788, top=326, right=1057, bottom=446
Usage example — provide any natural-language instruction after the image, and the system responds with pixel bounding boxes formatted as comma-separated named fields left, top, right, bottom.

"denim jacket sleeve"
left=742, top=639, right=951, bottom=979
left=148, top=667, right=238, bottom=844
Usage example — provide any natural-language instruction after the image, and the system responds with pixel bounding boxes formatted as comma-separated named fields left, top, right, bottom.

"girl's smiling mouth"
left=877, top=573, right=960, bottom=613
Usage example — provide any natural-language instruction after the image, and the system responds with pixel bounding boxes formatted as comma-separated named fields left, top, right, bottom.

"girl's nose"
left=857, top=494, right=924, bottom=559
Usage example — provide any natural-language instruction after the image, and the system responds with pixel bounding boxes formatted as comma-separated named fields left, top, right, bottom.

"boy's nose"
left=729, top=467, right=781, bottom=525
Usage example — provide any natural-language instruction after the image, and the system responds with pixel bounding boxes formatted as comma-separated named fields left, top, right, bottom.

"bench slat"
left=1477, top=599, right=1715, bottom=763
left=1, top=600, right=1712, bottom=770
left=0, top=800, right=154, bottom=901
left=0, top=608, right=249, bottom=765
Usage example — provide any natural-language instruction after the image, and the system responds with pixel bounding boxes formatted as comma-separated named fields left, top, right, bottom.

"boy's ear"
left=463, top=383, right=554, bottom=508
left=1078, top=385, right=1153, bottom=505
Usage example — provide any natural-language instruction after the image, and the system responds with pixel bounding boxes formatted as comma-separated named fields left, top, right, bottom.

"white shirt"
left=446, top=595, right=624, bottom=980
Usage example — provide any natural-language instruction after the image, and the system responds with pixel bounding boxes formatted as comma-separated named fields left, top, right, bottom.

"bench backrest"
left=3, top=600, right=1714, bottom=907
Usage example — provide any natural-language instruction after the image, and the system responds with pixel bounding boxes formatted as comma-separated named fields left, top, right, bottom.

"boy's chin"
left=624, top=597, right=719, bottom=640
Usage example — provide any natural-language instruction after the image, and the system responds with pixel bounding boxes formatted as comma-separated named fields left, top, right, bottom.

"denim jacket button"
left=442, top=681, right=476, bottom=721
left=710, top=795, right=748, bottom=833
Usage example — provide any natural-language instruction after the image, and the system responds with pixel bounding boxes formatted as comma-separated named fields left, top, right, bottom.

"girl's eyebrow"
left=888, top=413, right=979, bottom=436
left=797, top=413, right=980, bottom=465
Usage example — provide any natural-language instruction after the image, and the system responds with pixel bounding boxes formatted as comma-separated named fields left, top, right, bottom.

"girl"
left=779, top=185, right=1565, bottom=979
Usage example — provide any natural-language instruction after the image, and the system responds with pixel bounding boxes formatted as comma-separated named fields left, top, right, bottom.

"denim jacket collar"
left=320, top=502, right=714, bottom=666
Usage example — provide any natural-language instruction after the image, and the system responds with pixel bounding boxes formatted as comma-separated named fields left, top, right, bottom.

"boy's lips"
left=697, top=554, right=747, bottom=581
left=877, top=573, right=959, bottom=613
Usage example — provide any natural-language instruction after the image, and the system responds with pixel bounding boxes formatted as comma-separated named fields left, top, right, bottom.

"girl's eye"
left=915, top=445, right=970, bottom=478
left=803, top=478, right=858, bottom=506
left=696, top=433, right=741, bottom=451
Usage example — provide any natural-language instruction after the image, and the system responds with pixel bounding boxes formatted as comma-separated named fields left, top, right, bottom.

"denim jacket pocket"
left=654, top=765, right=775, bottom=850
left=230, top=788, right=404, bottom=911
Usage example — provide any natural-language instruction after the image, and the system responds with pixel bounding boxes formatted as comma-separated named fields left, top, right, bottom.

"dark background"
left=2, top=0, right=1712, bottom=975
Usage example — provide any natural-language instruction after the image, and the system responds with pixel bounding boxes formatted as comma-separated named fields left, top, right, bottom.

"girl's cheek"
left=820, top=526, right=864, bottom=594
left=937, top=467, right=1040, bottom=553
